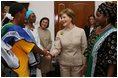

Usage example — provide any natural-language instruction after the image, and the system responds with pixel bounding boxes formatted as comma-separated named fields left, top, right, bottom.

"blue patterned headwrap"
left=26, top=10, right=34, bottom=20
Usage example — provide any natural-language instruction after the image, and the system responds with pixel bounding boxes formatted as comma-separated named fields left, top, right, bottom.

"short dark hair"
left=9, top=3, right=25, bottom=17
left=40, top=17, right=49, bottom=28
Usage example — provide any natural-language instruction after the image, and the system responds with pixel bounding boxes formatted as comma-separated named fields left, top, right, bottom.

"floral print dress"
left=84, top=29, right=117, bottom=77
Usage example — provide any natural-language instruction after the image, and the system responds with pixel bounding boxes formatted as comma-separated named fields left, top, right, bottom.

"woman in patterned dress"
left=78, top=2, right=117, bottom=77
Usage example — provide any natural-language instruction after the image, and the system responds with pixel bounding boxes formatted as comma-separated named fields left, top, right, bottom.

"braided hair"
left=97, top=2, right=117, bottom=26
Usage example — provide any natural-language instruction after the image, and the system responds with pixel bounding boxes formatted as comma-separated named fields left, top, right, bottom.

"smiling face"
left=61, top=13, right=72, bottom=27
left=41, top=19, right=49, bottom=29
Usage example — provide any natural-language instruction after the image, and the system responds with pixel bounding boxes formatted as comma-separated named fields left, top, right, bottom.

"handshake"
left=43, top=49, right=54, bottom=60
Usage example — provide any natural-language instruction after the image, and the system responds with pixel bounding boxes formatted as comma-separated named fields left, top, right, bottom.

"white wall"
left=28, top=1, right=54, bottom=51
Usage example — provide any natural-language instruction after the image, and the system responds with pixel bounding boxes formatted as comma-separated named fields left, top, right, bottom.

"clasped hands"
left=43, top=49, right=54, bottom=60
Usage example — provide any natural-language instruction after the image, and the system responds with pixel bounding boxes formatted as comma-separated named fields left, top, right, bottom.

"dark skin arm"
left=32, top=45, right=49, bottom=56
left=107, top=64, right=116, bottom=77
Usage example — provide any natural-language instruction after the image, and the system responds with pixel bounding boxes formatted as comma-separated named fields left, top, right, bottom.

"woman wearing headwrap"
left=25, top=10, right=42, bottom=49
left=78, top=2, right=117, bottom=77
left=25, top=10, right=43, bottom=77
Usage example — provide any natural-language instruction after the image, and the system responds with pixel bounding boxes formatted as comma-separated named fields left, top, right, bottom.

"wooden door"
left=54, top=1, right=94, bottom=37
left=112, top=1, right=117, bottom=4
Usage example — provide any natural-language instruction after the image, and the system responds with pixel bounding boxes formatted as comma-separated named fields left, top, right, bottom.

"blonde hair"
left=59, top=8, right=74, bottom=24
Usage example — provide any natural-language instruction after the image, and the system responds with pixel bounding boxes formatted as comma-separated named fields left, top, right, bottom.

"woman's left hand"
left=78, top=65, right=87, bottom=76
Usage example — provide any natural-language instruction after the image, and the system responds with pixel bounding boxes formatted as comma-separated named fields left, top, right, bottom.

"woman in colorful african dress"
left=78, top=2, right=117, bottom=77
left=1, top=3, right=50, bottom=77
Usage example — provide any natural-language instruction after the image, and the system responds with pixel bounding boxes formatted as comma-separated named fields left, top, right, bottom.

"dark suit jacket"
left=84, top=25, right=90, bottom=40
